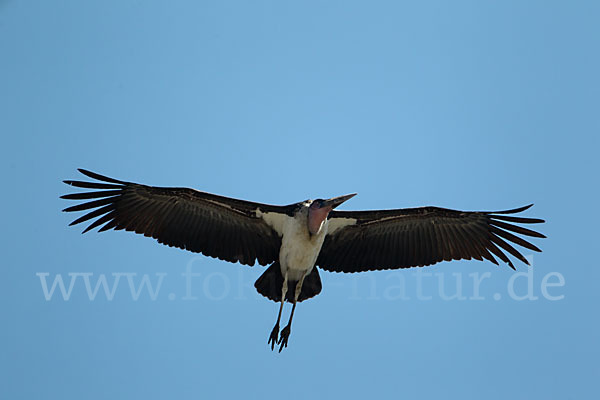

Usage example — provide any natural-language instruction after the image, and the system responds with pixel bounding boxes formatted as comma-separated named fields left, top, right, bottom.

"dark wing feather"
left=62, top=169, right=287, bottom=266
left=317, top=205, right=545, bottom=272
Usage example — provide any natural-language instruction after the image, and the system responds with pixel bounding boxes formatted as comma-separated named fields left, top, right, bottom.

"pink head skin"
left=307, top=194, right=357, bottom=235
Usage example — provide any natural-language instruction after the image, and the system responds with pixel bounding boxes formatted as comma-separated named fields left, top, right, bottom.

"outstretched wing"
left=62, top=169, right=288, bottom=266
left=318, top=205, right=545, bottom=272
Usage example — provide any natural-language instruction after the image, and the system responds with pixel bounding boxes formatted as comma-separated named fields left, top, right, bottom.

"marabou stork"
left=62, top=169, right=545, bottom=352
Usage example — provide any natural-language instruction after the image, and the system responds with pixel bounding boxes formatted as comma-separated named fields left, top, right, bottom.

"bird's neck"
left=308, top=207, right=330, bottom=235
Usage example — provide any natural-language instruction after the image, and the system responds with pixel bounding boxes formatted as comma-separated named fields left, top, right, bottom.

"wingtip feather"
left=77, top=168, right=126, bottom=184
left=491, top=204, right=534, bottom=214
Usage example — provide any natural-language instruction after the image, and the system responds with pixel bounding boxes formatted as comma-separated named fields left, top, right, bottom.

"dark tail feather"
left=296, top=267, right=322, bottom=302
left=254, top=262, right=284, bottom=302
left=254, top=262, right=322, bottom=303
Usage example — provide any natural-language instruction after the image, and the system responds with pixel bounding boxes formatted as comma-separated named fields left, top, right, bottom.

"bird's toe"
left=278, top=325, right=291, bottom=352
left=268, top=324, right=279, bottom=351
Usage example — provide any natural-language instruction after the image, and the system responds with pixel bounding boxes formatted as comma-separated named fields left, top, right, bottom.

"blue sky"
left=1, top=1, right=598, bottom=399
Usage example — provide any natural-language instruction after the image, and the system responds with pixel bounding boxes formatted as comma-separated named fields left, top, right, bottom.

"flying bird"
left=62, top=169, right=545, bottom=352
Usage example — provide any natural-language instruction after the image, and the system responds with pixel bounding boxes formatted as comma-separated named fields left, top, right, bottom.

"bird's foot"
left=268, top=324, right=279, bottom=351
left=277, top=325, right=291, bottom=352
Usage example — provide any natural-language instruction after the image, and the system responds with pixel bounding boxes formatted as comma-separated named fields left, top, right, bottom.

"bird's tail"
left=254, top=262, right=322, bottom=303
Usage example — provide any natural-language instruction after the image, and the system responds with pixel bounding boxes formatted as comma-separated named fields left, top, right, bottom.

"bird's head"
left=308, top=193, right=356, bottom=235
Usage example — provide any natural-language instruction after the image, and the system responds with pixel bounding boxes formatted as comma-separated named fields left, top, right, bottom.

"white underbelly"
left=279, top=220, right=327, bottom=281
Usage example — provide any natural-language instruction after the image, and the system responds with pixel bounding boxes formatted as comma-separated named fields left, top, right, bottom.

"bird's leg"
left=268, top=298, right=285, bottom=351
left=268, top=274, right=288, bottom=351
left=277, top=301, right=295, bottom=352
left=278, top=275, right=304, bottom=352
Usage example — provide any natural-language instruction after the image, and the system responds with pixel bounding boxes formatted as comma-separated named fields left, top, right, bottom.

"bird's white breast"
left=279, top=213, right=328, bottom=281
left=256, top=208, right=328, bottom=281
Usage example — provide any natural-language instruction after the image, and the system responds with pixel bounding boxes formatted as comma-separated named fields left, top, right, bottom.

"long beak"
left=322, top=193, right=357, bottom=209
